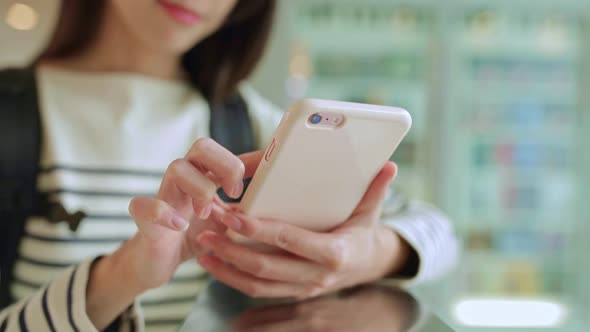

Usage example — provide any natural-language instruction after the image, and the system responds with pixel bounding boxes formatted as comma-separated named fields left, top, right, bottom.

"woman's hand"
left=125, top=139, right=263, bottom=289
left=196, top=161, right=412, bottom=299
left=86, top=139, right=261, bottom=329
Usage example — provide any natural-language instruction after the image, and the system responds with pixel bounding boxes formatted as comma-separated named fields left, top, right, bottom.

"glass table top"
left=180, top=280, right=454, bottom=332
left=180, top=267, right=588, bottom=332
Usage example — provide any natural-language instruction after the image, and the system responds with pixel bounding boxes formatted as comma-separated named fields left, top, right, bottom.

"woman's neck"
left=44, top=5, right=185, bottom=81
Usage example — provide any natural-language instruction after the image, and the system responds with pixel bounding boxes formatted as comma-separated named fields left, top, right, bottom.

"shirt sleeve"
left=0, top=258, right=142, bottom=332
left=379, top=188, right=461, bottom=285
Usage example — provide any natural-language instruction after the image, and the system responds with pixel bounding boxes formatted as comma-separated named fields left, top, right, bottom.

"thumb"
left=351, top=162, right=397, bottom=219
left=129, top=197, right=188, bottom=241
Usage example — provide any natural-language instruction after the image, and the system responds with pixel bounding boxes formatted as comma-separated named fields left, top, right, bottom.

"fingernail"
left=171, top=215, right=189, bottom=231
left=200, top=203, right=213, bottom=220
left=230, top=181, right=244, bottom=199
left=221, top=213, right=242, bottom=231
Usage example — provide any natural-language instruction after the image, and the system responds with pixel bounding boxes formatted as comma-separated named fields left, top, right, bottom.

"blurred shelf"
left=450, top=87, right=578, bottom=101
left=464, top=251, right=567, bottom=264
left=310, top=78, right=426, bottom=89
left=294, top=1, right=587, bottom=300
left=295, top=33, right=430, bottom=54
left=455, top=218, right=576, bottom=233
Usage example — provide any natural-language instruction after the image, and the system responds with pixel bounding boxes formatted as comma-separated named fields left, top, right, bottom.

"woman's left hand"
left=196, top=161, right=412, bottom=299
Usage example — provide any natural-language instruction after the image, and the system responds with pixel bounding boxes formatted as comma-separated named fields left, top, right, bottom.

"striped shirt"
left=0, top=66, right=458, bottom=332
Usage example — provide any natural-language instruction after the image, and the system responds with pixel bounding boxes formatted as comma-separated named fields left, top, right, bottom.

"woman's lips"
left=158, top=0, right=202, bottom=26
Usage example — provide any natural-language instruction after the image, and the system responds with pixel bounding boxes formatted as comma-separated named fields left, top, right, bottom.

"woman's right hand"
left=126, top=138, right=262, bottom=290
left=86, top=138, right=262, bottom=329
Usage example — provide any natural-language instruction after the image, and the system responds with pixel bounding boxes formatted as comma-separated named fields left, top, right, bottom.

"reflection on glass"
left=180, top=281, right=454, bottom=332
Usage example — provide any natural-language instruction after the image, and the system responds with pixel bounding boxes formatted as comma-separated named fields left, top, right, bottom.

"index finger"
left=238, top=150, right=264, bottom=179
left=218, top=212, right=346, bottom=269
left=186, top=138, right=245, bottom=199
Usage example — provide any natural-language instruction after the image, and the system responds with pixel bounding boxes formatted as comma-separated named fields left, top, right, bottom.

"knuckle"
left=193, top=137, right=215, bottom=154
left=239, top=224, right=255, bottom=237
left=244, top=283, right=264, bottom=298
left=237, top=217, right=257, bottom=238
left=275, top=226, right=294, bottom=250
left=314, top=273, right=335, bottom=289
left=152, top=200, right=171, bottom=223
left=303, top=286, right=321, bottom=299
left=326, top=239, right=347, bottom=270
left=168, top=158, right=185, bottom=171
left=249, top=259, right=269, bottom=278
left=166, top=159, right=185, bottom=181
left=202, top=181, right=217, bottom=201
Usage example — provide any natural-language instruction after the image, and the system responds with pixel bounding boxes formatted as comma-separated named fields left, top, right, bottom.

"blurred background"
left=1, top=0, right=588, bottom=330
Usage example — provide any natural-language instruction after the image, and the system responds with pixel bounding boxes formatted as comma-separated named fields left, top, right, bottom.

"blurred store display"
left=444, top=5, right=582, bottom=301
left=289, top=0, right=589, bottom=322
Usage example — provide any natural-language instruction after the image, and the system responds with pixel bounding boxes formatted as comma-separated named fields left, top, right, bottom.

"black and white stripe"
left=41, top=288, right=57, bottom=332
left=7, top=164, right=206, bottom=332
left=17, top=302, right=29, bottom=332
left=1, top=262, right=93, bottom=331
left=40, top=165, right=165, bottom=178
left=66, top=268, right=80, bottom=332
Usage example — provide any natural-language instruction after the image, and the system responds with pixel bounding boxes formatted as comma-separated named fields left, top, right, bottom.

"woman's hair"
left=39, top=0, right=277, bottom=103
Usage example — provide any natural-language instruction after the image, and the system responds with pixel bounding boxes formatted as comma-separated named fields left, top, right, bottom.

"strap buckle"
left=42, top=199, right=87, bottom=232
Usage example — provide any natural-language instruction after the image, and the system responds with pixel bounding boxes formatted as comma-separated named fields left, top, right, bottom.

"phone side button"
left=265, top=138, right=276, bottom=162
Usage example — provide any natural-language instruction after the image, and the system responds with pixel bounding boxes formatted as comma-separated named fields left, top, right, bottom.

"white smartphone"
left=240, top=99, right=412, bottom=231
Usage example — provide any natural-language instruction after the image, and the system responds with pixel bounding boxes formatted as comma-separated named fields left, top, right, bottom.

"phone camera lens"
left=310, top=114, right=322, bottom=124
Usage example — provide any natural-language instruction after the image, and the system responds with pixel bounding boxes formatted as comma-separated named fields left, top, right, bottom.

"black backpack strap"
left=0, top=68, right=42, bottom=308
left=209, top=94, right=256, bottom=156
left=209, top=94, right=256, bottom=203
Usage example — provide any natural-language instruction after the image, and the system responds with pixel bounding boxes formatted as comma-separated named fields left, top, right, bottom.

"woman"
left=0, top=0, right=458, bottom=331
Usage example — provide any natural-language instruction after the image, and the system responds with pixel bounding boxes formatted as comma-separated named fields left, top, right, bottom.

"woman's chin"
left=144, top=27, right=209, bottom=55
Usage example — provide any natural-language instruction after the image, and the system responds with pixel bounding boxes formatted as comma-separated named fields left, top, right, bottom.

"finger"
left=185, top=203, right=228, bottom=256
left=238, top=150, right=265, bottom=179
left=215, top=212, right=346, bottom=269
left=129, top=197, right=188, bottom=240
left=159, top=158, right=217, bottom=219
left=186, top=138, right=245, bottom=199
left=351, top=161, right=397, bottom=218
left=197, top=231, right=330, bottom=285
left=197, top=254, right=312, bottom=299
left=209, top=202, right=228, bottom=230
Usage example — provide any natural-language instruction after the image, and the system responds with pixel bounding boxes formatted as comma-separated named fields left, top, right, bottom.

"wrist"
left=111, top=236, right=153, bottom=294
left=109, top=234, right=165, bottom=294
left=376, top=225, right=411, bottom=278
left=86, top=240, right=146, bottom=329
